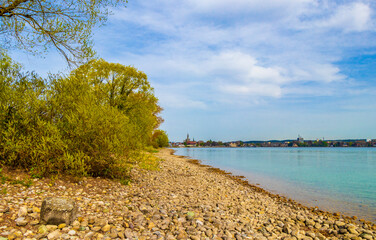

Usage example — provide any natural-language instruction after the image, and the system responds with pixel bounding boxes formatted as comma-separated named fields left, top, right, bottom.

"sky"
left=11, top=0, right=376, bottom=142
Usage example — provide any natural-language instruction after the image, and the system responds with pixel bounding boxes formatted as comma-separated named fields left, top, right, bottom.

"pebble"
left=18, top=206, right=28, bottom=217
left=101, top=224, right=111, bottom=232
left=15, top=217, right=28, bottom=226
left=0, top=149, right=374, bottom=239
left=47, top=230, right=60, bottom=239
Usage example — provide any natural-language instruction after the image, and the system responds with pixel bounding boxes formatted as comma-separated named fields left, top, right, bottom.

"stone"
left=335, top=221, right=346, bottom=227
left=118, top=231, right=125, bottom=238
left=47, top=230, right=61, bottom=239
left=84, top=232, right=95, bottom=238
left=196, top=220, right=204, bottom=226
left=282, top=225, right=292, bottom=234
left=314, top=223, right=321, bottom=229
left=148, top=222, right=156, bottom=229
left=58, top=223, right=66, bottom=229
left=46, top=225, right=58, bottom=231
left=186, top=211, right=195, bottom=220
left=15, top=217, right=28, bottom=226
left=33, top=206, right=41, bottom=213
left=110, top=229, right=118, bottom=238
left=0, top=232, right=10, bottom=237
left=360, top=233, right=372, bottom=240
left=191, top=236, right=200, bottom=240
left=0, top=206, right=9, bottom=213
left=7, top=234, right=17, bottom=240
left=102, top=224, right=111, bottom=232
left=305, top=219, right=315, bottom=226
left=124, top=229, right=134, bottom=239
left=95, top=218, right=107, bottom=227
left=30, top=219, right=39, bottom=225
left=306, top=232, right=315, bottom=238
left=40, top=197, right=78, bottom=225
left=18, top=206, right=28, bottom=217
left=38, top=225, right=48, bottom=234
left=72, top=220, right=80, bottom=228
left=177, top=231, right=188, bottom=239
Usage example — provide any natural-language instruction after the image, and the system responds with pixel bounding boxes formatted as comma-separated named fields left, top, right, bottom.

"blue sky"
left=11, top=0, right=376, bottom=142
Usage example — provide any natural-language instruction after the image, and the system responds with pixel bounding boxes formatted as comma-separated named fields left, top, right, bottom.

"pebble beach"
left=0, top=148, right=375, bottom=240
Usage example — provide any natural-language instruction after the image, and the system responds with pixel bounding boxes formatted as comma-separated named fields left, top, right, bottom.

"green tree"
left=71, top=59, right=163, bottom=146
left=0, top=52, right=66, bottom=174
left=0, top=0, right=127, bottom=64
left=151, top=130, right=169, bottom=148
left=0, top=55, right=164, bottom=179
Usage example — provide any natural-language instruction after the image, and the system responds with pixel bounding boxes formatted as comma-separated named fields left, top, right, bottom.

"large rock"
left=40, top=197, right=78, bottom=225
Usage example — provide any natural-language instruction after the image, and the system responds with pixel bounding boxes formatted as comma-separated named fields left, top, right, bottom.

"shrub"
left=151, top=130, right=169, bottom=148
left=0, top=54, right=165, bottom=179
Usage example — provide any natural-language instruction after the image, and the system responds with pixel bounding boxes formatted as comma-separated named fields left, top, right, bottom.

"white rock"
left=15, top=217, right=28, bottom=226
left=18, top=206, right=28, bottom=217
left=47, top=230, right=61, bottom=239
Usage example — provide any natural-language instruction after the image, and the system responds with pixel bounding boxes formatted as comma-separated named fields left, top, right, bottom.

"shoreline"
left=171, top=147, right=376, bottom=223
left=0, top=148, right=375, bottom=239
left=170, top=149, right=375, bottom=225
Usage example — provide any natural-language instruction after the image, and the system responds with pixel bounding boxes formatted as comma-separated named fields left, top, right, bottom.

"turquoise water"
left=173, top=147, right=376, bottom=222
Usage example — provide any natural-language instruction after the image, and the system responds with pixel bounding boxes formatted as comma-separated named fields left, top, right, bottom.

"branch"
left=18, top=14, right=76, bottom=65
left=0, top=0, right=30, bottom=17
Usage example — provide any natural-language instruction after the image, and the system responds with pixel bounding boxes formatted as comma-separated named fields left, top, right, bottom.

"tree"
left=0, top=0, right=127, bottom=64
left=0, top=54, right=164, bottom=179
left=151, top=130, right=169, bottom=148
left=71, top=59, right=163, bottom=145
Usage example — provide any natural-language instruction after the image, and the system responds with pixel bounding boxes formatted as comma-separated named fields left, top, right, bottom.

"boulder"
left=40, top=197, right=77, bottom=225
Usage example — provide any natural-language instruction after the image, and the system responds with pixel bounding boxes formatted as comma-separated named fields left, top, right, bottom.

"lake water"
left=173, top=147, right=376, bottom=222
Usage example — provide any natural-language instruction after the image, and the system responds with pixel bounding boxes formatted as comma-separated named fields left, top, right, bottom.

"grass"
left=137, top=152, right=161, bottom=171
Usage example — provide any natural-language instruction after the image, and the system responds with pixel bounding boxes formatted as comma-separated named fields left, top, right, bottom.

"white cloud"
left=219, top=83, right=282, bottom=98
left=290, top=63, right=345, bottom=83
left=99, top=0, right=376, bottom=109
left=187, top=0, right=315, bottom=16
left=200, top=51, right=286, bottom=97
left=306, top=2, right=374, bottom=32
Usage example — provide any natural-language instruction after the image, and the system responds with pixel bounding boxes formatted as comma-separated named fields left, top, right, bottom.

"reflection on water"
left=174, top=147, right=376, bottom=222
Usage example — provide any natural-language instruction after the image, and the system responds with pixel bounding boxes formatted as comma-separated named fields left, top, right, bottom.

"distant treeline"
left=174, top=139, right=375, bottom=148
left=0, top=54, right=168, bottom=179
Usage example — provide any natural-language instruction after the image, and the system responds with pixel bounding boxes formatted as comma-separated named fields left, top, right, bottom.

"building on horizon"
left=184, top=133, right=197, bottom=147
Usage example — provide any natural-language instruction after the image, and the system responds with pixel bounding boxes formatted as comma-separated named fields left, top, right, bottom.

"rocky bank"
left=0, top=148, right=375, bottom=240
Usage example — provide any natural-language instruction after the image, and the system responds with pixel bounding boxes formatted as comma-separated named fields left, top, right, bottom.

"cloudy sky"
left=13, top=0, right=376, bottom=142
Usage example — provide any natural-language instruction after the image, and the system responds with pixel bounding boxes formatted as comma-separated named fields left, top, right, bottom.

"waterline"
left=173, top=147, right=376, bottom=222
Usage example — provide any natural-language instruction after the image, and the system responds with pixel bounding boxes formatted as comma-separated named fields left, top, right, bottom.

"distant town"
left=170, top=134, right=376, bottom=148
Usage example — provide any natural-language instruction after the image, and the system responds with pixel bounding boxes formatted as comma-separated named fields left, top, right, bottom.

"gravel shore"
left=0, top=148, right=375, bottom=239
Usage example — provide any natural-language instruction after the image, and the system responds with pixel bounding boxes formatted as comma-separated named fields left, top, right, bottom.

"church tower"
left=186, top=133, right=190, bottom=142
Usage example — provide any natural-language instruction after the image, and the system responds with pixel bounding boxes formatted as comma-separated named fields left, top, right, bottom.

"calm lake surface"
left=173, top=147, right=376, bottom=222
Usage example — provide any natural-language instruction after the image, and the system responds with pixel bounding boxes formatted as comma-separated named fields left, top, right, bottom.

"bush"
left=151, top=130, right=169, bottom=148
left=0, top=54, right=165, bottom=179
